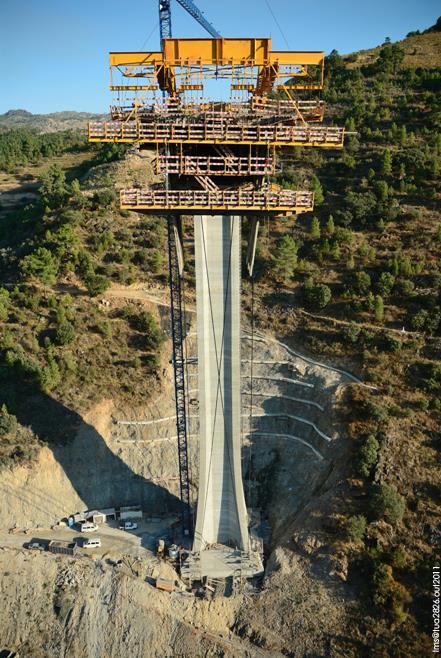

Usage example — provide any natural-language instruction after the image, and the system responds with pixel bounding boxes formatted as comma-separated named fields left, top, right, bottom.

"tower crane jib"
left=159, top=0, right=220, bottom=45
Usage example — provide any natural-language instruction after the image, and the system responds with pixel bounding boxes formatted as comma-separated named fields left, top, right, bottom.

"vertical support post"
left=167, top=215, right=192, bottom=537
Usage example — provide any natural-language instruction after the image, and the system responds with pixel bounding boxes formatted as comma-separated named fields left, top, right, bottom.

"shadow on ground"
left=0, top=370, right=181, bottom=515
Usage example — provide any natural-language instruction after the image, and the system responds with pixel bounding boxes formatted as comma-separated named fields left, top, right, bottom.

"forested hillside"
left=250, top=25, right=440, bottom=656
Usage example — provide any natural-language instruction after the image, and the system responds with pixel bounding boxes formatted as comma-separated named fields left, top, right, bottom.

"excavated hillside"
left=0, top=289, right=358, bottom=657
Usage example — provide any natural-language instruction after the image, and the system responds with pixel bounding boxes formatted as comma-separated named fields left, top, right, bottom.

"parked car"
left=119, top=521, right=138, bottom=531
left=80, top=522, right=98, bottom=533
left=83, top=537, right=101, bottom=549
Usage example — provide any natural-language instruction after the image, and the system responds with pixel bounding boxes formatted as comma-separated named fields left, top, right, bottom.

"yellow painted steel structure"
left=109, top=38, right=324, bottom=97
left=90, top=36, right=343, bottom=213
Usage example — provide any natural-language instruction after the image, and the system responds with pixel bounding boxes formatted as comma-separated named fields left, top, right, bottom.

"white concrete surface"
left=192, top=215, right=249, bottom=553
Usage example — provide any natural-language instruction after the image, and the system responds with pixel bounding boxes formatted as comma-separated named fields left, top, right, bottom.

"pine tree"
left=375, top=295, right=384, bottom=322
left=347, top=254, right=355, bottom=270
left=381, top=149, right=393, bottom=176
left=399, top=125, right=407, bottom=144
left=326, top=215, right=335, bottom=235
left=271, top=235, right=298, bottom=282
left=310, top=175, right=324, bottom=205
left=331, top=242, right=341, bottom=261
left=310, top=216, right=321, bottom=239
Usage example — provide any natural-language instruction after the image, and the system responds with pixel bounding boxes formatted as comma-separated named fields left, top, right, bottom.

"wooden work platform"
left=89, top=121, right=344, bottom=147
left=119, top=188, right=314, bottom=213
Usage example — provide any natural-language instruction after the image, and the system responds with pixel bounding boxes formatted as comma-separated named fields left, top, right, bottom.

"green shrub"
left=98, top=320, right=113, bottom=339
left=304, top=283, right=332, bottom=309
left=364, top=399, right=389, bottom=422
left=39, top=358, right=61, bottom=392
left=55, top=322, right=75, bottom=346
left=357, top=434, right=380, bottom=477
left=382, top=334, right=401, bottom=352
left=0, top=404, right=17, bottom=436
left=310, top=216, right=321, bottom=239
left=346, top=514, right=367, bottom=543
left=370, top=484, right=405, bottom=525
left=85, top=274, right=110, bottom=297
left=376, top=272, right=395, bottom=296
left=93, top=188, right=117, bottom=208
left=342, top=322, right=361, bottom=344
left=21, top=247, right=58, bottom=286
left=374, top=295, right=384, bottom=322
left=123, top=307, right=164, bottom=351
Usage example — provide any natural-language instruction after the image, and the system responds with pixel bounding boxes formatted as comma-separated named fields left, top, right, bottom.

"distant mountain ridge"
left=0, top=109, right=106, bottom=133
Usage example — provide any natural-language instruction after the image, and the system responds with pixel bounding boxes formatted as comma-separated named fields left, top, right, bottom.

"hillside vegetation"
left=343, top=17, right=441, bottom=69
left=0, top=19, right=440, bottom=657
left=249, top=21, right=440, bottom=657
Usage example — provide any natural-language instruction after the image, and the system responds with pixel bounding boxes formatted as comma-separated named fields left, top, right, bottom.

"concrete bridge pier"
left=192, top=215, right=250, bottom=553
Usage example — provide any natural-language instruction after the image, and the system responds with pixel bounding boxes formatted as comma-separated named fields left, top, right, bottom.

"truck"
left=48, top=540, right=77, bottom=556
left=119, top=520, right=138, bottom=531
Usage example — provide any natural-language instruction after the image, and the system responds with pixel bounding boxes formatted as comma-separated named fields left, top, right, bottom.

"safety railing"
left=155, top=154, right=275, bottom=176
left=109, top=98, right=324, bottom=123
left=89, top=121, right=344, bottom=146
left=119, top=188, right=314, bottom=211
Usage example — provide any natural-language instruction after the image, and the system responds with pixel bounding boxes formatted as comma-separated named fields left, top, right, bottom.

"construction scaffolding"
left=89, top=37, right=343, bottom=214
left=90, top=36, right=343, bottom=575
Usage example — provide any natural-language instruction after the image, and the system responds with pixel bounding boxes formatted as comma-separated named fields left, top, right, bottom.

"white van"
left=80, top=522, right=98, bottom=533
left=83, top=537, right=101, bottom=549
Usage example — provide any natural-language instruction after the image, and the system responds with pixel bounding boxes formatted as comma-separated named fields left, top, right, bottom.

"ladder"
left=166, top=216, right=192, bottom=537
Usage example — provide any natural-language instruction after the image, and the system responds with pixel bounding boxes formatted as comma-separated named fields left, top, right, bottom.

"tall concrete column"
left=193, top=215, right=249, bottom=552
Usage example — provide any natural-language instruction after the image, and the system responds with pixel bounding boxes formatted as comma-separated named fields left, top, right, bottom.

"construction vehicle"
left=48, top=540, right=77, bottom=556
left=119, top=520, right=138, bottom=531
left=156, top=538, right=166, bottom=558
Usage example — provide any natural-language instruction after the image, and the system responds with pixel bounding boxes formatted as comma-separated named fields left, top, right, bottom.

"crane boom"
left=175, top=0, right=220, bottom=38
left=159, top=0, right=220, bottom=42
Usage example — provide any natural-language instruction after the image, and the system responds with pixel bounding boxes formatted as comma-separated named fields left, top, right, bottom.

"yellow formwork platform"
left=88, top=122, right=344, bottom=148
left=119, top=188, right=314, bottom=213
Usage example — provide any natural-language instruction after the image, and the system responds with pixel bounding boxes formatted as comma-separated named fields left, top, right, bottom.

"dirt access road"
left=0, top=515, right=180, bottom=560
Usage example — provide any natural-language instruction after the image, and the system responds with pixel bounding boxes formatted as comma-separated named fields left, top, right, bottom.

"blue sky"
left=0, top=0, right=439, bottom=114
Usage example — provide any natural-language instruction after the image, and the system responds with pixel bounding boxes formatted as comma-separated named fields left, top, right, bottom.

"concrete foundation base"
left=181, top=546, right=264, bottom=582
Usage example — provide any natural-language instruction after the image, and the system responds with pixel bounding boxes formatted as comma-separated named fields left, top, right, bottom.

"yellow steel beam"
left=110, top=85, right=158, bottom=91
left=90, top=136, right=343, bottom=148
left=120, top=202, right=312, bottom=213
left=110, top=40, right=324, bottom=96
left=110, top=52, right=162, bottom=66
left=109, top=41, right=324, bottom=68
